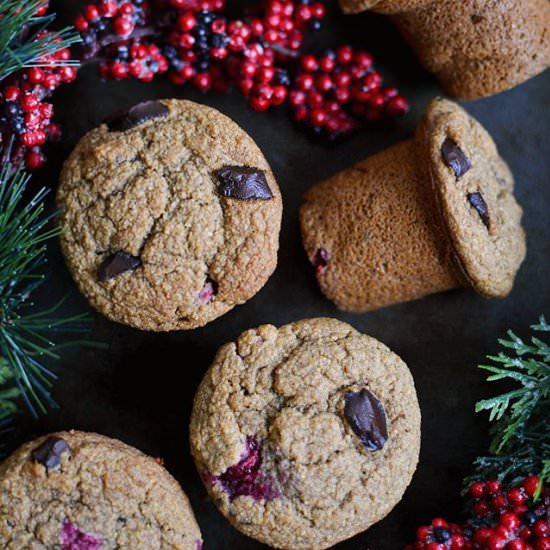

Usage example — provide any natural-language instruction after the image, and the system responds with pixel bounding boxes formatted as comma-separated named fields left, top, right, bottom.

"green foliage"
left=0, top=163, right=90, bottom=421
left=466, top=317, right=550, bottom=493
left=0, top=0, right=80, bottom=82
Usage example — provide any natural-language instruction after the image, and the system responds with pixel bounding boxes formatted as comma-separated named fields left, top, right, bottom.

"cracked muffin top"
left=190, top=317, right=421, bottom=549
left=0, top=430, right=202, bottom=550
left=57, top=98, right=282, bottom=331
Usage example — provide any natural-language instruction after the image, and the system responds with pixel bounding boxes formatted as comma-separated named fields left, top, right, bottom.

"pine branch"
left=0, top=0, right=80, bottom=83
left=466, top=317, right=550, bottom=492
left=0, top=162, right=91, bottom=420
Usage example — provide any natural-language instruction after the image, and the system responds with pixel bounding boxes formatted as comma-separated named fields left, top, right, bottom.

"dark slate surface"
left=11, top=2, right=550, bottom=548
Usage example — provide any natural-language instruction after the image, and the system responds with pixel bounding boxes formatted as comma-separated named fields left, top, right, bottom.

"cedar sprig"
left=465, top=317, right=550, bottom=492
left=0, top=162, right=90, bottom=420
left=0, top=0, right=80, bottom=82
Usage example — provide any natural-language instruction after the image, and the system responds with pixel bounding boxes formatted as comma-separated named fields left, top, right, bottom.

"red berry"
left=450, top=534, right=465, bottom=549
left=257, top=66, right=275, bottom=83
left=486, top=480, right=502, bottom=495
left=110, top=62, right=128, bottom=79
left=300, top=55, right=318, bottom=72
left=319, top=55, right=335, bottom=73
left=533, top=520, right=550, bottom=538
left=27, top=68, right=44, bottom=84
left=386, top=95, right=409, bottom=116
left=271, top=85, right=287, bottom=106
left=296, top=74, right=314, bottom=91
left=113, top=16, right=134, bottom=37
left=4, top=86, right=20, bottom=101
left=177, top=13, right=196, bottom=32
left=523, top=476, right=540, bottom=497
left=84, top=4, right=99, bottom=21
left=535, top=540, right=550, bottom=550
left=507, top=488, right=527, bottom=505
left=21, top=94, right=39, bottom=111
left=25, top=149, right=45, bottom=170
left=249, top=96, right=270, bottom=111
left=470, top=482, right=486, bottom=498
left=474, top=528, right=493, bottom=543
left=310, top=109, right=327, bottom=126
left=501, top=512, right=520, bottom=531
left=194, top=72, right=212, bottom=91
left=119, top=2, right=134, bottom=15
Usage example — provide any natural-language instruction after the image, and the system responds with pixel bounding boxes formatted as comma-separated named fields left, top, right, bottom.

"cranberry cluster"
left=0, top=12, right=77, bottom=170
left=289, top=46, right=408, bottom=138
left=73, top=0, right=408, bottom=140
left=405, top=476, right=550, bottom=550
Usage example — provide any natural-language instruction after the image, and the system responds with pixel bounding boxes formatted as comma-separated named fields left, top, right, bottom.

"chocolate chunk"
left=441, top=138, right=471, bottom=178
left=467, top=192, right=490, bottom=229
left=344, top=389, right=388, bottom=451
left=313, top=248, right=329, bottom=274
left=98, top=251, right=141, bottom=281
left=31, top=437, right=71, bottom=471
left=105, top=100, right=169, bottom=132
left=215, top=166, right=273, bottom=200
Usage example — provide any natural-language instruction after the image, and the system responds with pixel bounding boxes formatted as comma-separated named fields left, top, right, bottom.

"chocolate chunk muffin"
left=300, top=98, right=526, bottom=312
left=339, top=0, right=550, bottom=100
left=0, top=431, right=202, bottom=549
left=190, top=317, right=421, bottom=549
left=57, top=99, right=282, bottom=331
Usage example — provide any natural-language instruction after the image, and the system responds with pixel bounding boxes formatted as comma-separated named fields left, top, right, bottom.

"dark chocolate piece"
left=344, top=389, right=388, bottom=451
left=441, top=138, right=471, bottom=178
left=467, top=192, right=490, bottom=229
left=214, top=166, right=273, bottom=200
left=98, top=251, right=141, bottom=282
left=105, top=100, right=169, bottom=132
left=31, top=437, right=71, bottom=471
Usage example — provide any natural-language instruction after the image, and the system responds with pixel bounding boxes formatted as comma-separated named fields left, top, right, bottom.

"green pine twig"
left=465, top=317, right=550, bottom=493
left=0, top=0, right=80, bottom=83
left=0, top=162, right=91, bottom=420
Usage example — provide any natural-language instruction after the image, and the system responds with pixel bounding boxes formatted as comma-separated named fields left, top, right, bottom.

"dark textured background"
left=9, top=1, right=550, bottom=548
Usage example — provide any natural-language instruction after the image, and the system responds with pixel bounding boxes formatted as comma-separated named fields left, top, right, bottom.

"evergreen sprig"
left=465, top=317, right=550, bottom=493
left=0, top=0, right=80, bottom=83
left=0, top=162, right=90, bottom=421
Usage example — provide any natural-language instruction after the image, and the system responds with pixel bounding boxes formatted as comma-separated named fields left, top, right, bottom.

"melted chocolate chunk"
left=215, top=166, right=273, bottom=200
left=98, top=251, right=141, bottom=282
left=31, top=437, right=71, bottom=471
left=105, top=100, right=169, bottom=132
left=441, top=138, right=471, bottom=178
left=467, top=192, right=490, bottom=229
left=344, top=389, right=388, bottom=451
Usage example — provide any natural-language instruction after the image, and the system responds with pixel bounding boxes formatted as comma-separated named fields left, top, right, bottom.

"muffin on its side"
left=0, top=430, right=202, bottom=549
left=339, top=0, right=550, bottom=100
left=190, top=317, right=421, bottom=550
left=57, top=99, right=282, bottom=331
left=300, top=98, right=526, bottom=312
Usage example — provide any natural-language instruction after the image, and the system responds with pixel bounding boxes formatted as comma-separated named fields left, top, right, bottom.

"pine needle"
left=465, top=317, right=550, bottom=493
left=0, top=162, right=92, bottom=421
left=0, top=0, right=80, bottom=83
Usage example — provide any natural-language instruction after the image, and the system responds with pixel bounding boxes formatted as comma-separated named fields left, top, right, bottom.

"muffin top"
left=191, top=317, right=421, bottom=549
left=57, top=98, right=282, bottom=331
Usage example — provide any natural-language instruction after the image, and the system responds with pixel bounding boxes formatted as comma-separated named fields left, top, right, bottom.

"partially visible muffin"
left=339, top=0, right=550, bottom=100
left=58, top=99, right=282, bottom=331
left=0, top=430, right=202, bottom=549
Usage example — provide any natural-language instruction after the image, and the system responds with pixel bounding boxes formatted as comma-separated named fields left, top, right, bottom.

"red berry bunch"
left=72, top=0, right=408, bottom=140
left=289, top=46, right=409, bottom=139
left=0, top=21, right=76, bottom=170
left=405, top=476, right=550, bottom=550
